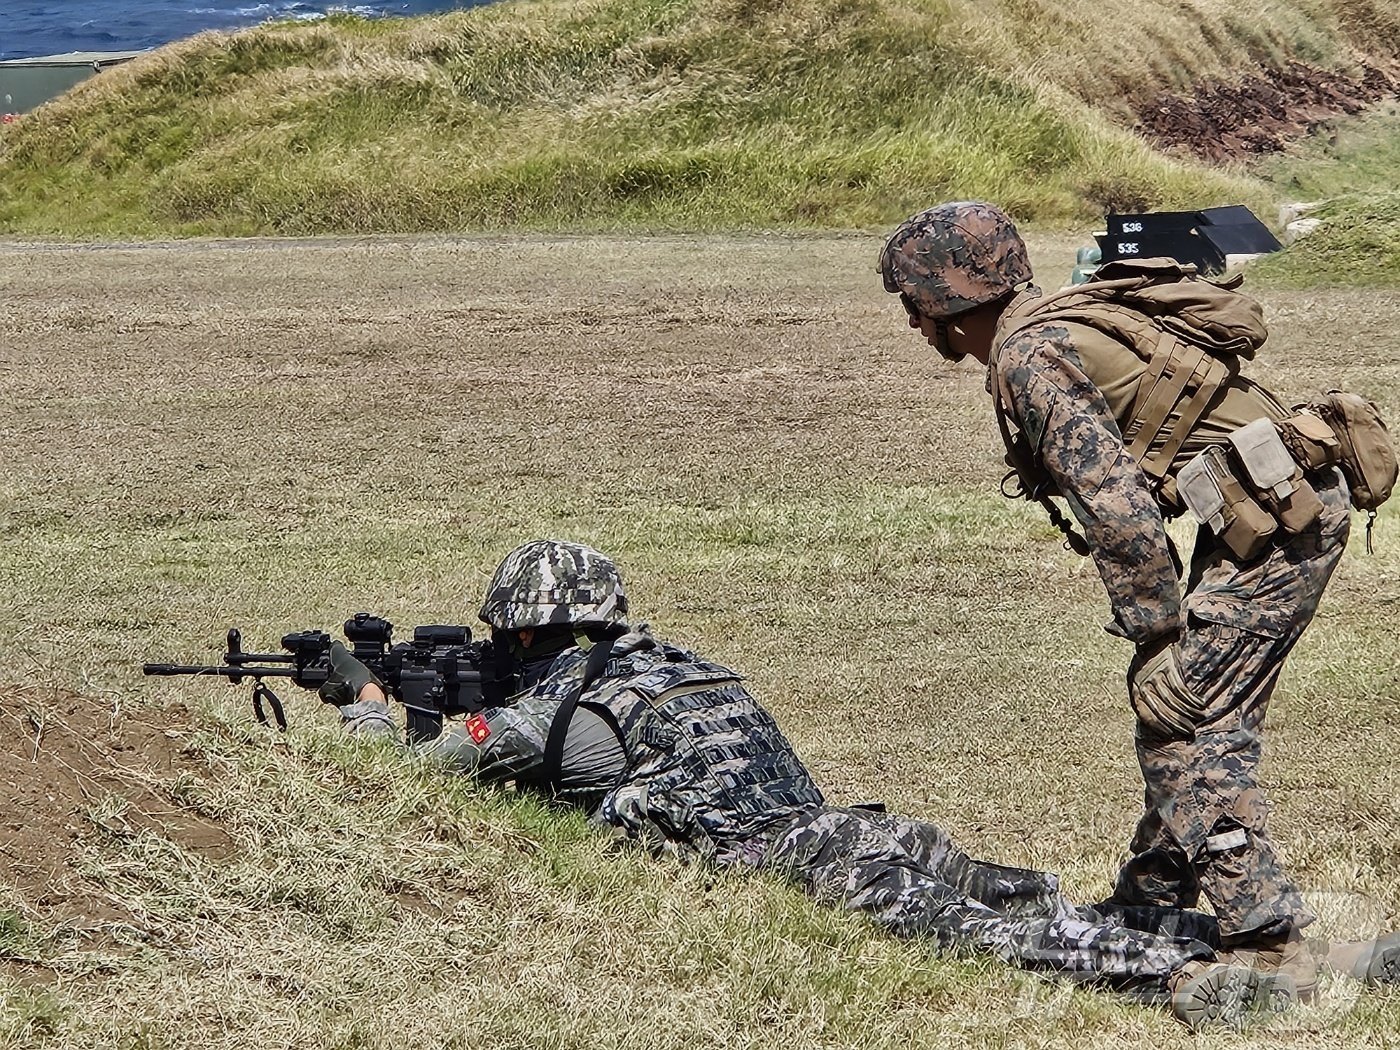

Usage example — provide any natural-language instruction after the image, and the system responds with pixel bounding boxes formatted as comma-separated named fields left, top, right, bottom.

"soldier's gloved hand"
left=317, top=641, right=385, bottom=707
left=1128, top=633, right=1203, bottom=742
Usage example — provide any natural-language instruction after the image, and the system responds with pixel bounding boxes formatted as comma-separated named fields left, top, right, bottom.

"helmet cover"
left=479, top=539, right=629, bottom=631
left=877, top=201, right=1032, bottom=319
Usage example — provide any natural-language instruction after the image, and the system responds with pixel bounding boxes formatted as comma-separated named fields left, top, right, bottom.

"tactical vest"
left=531, top=634, right=824, bottom=848
left=990, top=259, right=1285, bottom=541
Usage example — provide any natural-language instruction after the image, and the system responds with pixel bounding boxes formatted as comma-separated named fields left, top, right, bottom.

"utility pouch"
left=1270, top=476, right=1324, bottom=534
left=1227, top=419, right=1322, bottom=533
left=1178, top=446, right=1277, bottom=559
left=1278, top=411, right=1341, bottom=471
left=1307, top=391, right=1398, bottom=512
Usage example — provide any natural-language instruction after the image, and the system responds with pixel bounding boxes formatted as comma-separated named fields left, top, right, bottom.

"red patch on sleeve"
left=466, top=714, right=491, bottom=744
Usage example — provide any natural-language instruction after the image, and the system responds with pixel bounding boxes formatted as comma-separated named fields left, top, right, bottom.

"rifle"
left=143, top=613, right=516, bottom=744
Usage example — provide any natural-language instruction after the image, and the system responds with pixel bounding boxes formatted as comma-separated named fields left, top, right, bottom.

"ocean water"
left=0, top=1, right=492, bottom=60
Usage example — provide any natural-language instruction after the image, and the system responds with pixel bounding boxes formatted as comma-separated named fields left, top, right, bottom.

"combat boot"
left=1217, top=930, right=1319, bottom=1001
left=1168, top=961, right=1296, bottom=1030
left=1317, top=932, right=1400, bottom=985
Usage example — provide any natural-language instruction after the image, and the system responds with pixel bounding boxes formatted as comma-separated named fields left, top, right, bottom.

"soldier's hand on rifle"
left=318, top=642, right=387, bottom=706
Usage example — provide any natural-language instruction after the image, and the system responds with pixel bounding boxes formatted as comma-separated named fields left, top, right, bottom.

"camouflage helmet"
left=877, top=201, right=1032, bottom=319
left=478, top=539, right=629, bottom=631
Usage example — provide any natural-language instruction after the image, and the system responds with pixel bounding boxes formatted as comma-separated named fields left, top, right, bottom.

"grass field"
left=2, top=233, right=1399, bottom=1047
left=1254, top=102, right=1400, bottom=288
left=2, top=0, right=1399, bottom=236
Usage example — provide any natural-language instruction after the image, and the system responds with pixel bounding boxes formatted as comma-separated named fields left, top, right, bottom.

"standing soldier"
left=876, top=201, right=1394, bottom=996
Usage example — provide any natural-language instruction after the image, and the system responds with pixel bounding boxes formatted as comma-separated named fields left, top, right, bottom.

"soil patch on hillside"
left=1, top=686, right=232, bottom=971
left=1136, top=61, right=1397, bottom=164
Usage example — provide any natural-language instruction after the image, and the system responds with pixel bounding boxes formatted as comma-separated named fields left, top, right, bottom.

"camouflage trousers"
left=760, top=806, right=1216, bottom=992
left=1114, top=468, right=1351, bottom=942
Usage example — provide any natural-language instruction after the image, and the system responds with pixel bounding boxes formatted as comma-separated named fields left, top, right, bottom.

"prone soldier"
left=320, top=540, right=1399, bottom=1028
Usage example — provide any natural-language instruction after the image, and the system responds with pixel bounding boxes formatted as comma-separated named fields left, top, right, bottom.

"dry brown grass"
left=1, top=234, right=1398, bottom=1046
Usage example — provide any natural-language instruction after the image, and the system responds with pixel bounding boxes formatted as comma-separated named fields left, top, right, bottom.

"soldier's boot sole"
left=1368, top=943, right=1400, bottom=985
left=1353, top=933, right=1400, bottom=985
left=1319, top=932, right=1400, bottom=986
left=1171, top=964, right=1297, bottom=1030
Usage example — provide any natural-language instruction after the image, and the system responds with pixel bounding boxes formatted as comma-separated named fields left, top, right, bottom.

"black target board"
left=1095, top=207, right=1282, bottom=274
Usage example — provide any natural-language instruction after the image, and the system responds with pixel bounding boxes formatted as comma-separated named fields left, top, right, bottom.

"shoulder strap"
left=536, top=639, right=618, bottom=797
left=1122, top=331, right=1232, bottom=482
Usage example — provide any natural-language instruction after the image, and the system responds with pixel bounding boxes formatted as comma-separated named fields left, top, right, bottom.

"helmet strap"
left=933, top=319, right=965, bottom=363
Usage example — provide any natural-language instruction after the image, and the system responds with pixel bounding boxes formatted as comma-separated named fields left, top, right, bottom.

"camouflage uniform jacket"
left=989, top=287, right=1285, bottom=645
left=989, top=300, right=1182, bottom=644
left=420, top=630, right=825, bottom=860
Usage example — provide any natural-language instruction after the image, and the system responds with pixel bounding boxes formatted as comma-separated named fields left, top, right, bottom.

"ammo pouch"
left=1226, top=418, right=1323, bottom=535
left=1304, top=391, right=1398, bottom=512
left=1177, top=446, right=1277, bottom=559
left=1178, top=417, right=1335, bottom=559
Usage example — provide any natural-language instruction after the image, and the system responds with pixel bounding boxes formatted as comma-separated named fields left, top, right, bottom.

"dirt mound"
left=1135, top=61, right=1397, bottom=164
left=1, top=686, right=233, bottom=942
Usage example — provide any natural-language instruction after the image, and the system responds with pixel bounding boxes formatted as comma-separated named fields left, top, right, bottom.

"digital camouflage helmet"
left=479, top=539, right=630, bottom=631
left=877, top=201, right=1033, bottom=320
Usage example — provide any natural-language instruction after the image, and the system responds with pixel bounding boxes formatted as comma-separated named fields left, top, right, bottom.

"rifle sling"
left=251, top=680, right=288, bottom=732
left=994, top=367, right=1092, bottom=557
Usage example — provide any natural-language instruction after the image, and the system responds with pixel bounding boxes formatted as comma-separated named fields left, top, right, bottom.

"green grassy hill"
left=1, top=0, right=1398, bottom=237
left=1252, top=102, right=1400, bottom=286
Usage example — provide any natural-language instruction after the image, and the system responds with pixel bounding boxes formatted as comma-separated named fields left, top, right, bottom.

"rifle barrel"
left=142, top=663, right=299, bottom=678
